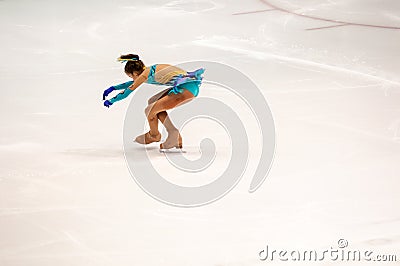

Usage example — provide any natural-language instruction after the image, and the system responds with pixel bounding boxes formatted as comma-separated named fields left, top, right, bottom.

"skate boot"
left=159, top=131, right=183, bottom=152
left=134, top=131, right=161, bottom=144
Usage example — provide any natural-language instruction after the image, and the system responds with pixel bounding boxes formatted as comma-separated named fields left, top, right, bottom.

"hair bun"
left=117, top=53, right=141, bottom=63
left=120, top=54, right=139, bottom=60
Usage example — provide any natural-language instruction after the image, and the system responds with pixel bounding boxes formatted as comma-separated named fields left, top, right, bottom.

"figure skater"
left=103, top=54, right=205, bottom=151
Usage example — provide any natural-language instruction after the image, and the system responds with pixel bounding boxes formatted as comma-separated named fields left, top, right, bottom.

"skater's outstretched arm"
left=113, top=80, right=134, bottom=90
left=103, top=79, right=138, bottom=108
left=128, top=72, right=147, bottom=91
left=105, top=88, right=133, bottom=107
left=102, top=81, right=134, bottom=100
left=103, top=72, right=147, bottom=108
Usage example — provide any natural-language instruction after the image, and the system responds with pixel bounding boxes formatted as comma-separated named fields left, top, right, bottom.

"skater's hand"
left=103, top=86, right=115, bottom=100
left=104, top=100, right=113, bottom=108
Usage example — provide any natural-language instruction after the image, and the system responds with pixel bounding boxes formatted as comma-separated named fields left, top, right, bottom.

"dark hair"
left=119, top=54, right=145, bottom=74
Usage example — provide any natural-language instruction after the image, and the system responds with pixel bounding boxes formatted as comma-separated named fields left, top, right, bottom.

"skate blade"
left=159, top=147, right=186, bottom=153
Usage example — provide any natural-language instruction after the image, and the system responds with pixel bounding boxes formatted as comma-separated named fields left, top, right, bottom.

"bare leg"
left=157, top=111, right=178, bottom=133
left=149, top=90, right=180, bottom=134
left=135, top=89, right=171, bottom=144
left=146, top=90, right=194, bottom=148
left=147, top=89, right=180, bottom=134
left=156, top=112, right=181, bottom=149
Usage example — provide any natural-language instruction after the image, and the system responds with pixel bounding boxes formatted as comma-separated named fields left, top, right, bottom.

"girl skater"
left=103, top=54, right=205, bottom=151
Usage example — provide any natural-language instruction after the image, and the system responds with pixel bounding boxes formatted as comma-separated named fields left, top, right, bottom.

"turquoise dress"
left=146, top=64, right=204, bottom=97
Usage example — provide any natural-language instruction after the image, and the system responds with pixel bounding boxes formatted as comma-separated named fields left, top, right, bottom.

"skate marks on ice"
left=60, top=148, right=124, bottom=159
left=163, top=0, right=221, bottom=13
left=129, top=140, right=216, bottom=174
left=234, top=0, right=400, bottom=30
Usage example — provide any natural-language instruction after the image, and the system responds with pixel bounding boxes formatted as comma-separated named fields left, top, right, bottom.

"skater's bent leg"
left=144, top=108, right=178, bottom=137
left=147, top=88, right=171, bottom=105
left=147, top=89, right=179, bottom=134
left=145, top=103, right=160, bottom=136
left=146, top=90, right=193, bottom=135
left=147, top=90, right=194, bottom=121
left=146, top=90, right=194, bottom=149
left=157, top=111, right=179, bottom=133
left=157, top=111, right=167, bottom=122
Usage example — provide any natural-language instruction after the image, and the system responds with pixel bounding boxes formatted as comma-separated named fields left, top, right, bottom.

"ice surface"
left=0, top=0, right=399, bottom=265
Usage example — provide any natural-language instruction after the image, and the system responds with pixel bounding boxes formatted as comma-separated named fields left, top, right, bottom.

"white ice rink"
left=1, top=0, right=399, bottom=265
